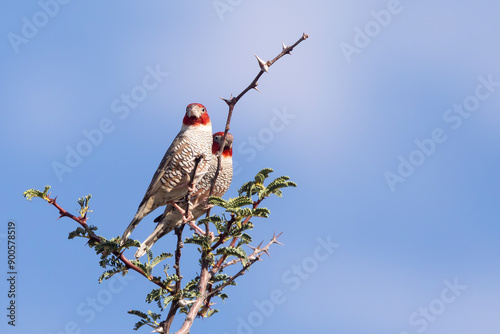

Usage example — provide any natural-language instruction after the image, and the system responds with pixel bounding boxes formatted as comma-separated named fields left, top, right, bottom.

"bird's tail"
left=120, top=197, right=157, bottom=246
left=120, top=212, right=145, bottom=246
left=134, top=206, right=181, bottom=258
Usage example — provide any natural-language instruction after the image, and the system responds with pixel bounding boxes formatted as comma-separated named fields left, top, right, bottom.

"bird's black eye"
left=201, top=108, right=205, bottom=112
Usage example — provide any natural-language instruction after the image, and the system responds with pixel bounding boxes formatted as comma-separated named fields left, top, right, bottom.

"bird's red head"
left=212, top=132, right=233, bottom=157
left=183, top=103, right=211, bottom=126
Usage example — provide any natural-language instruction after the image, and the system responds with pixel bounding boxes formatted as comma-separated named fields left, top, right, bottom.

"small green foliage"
left=77, top=194, right=92, bottom=217
left=128, top=309, right=162, bottom=331
left=120, top=238, right=141, bottom=250
left=150, top=252, right=173, bottom=268
left=207, top=196, right=227, bottom=208
left=162, top=274, right=179, bottom=288
left=226, top=196, right=253, bottom=208
left=99, top=265, right=127, bottom=283
left=96, top=237, right=134, bottom=282
left=68, top=225, right=98, bottom=240
left=95, top=239, right=120, bottom=254
left=185, top=234, right=212, bottom=250
left=238, top=168, right=297, bottom=200
left=260, top=175, right=297, bottom=199
left=204, top=308, right=219, bottom=318
left=236, top=233, right=252, bottom=247
left=251, top=207, right=270, bottom=218
left=23, top=185, right=51, bottom=202
left=254, top=167, right=274, bottom=184
left=215, top=246, right=249, bottom=265
left=146, top=288, right=170, bottom=310
left=130, top=260, right=150, bottom=277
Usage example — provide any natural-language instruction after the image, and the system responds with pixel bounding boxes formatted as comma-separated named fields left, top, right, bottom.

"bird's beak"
left=186, top=105, right=202, bottom=118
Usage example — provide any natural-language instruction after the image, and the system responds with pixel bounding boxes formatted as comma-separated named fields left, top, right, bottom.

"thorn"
left=271, top=232, right=284, bottom=246
left=282, top=42, right=291, bottom=55
left=220, top=96, right=232, bottom=106
left=253, top=86, right=261, bottom=93
left=253, top=53, right=269, bottom=73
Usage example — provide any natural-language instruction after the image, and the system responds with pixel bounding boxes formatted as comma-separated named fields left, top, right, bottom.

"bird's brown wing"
left=138, top=131, right=195, bottom=208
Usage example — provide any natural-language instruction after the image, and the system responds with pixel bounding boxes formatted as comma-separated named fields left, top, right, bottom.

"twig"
left=48, top=197, right=101, bottom=244
left=207, top=33, right=309, bottom=205
left=173, top=225, right=185, bottom=293
left=45, top=196, right=168, bottom=289
left=175, top=252, right=211, bottom=334
left=205, top=233, right=283, bottom=302
left=162, top=224, right=186, bottom=333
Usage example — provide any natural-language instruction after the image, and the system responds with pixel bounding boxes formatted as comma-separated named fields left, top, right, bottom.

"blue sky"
left=2, top=1, right=500, bottom=333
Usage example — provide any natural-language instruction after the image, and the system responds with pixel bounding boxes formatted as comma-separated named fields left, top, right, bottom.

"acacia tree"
left=23, top=33, right=308, bottom=334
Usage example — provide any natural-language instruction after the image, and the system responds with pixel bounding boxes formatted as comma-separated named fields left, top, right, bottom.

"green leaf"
left=128, top=309, right=149, bottom=320
left=119, top=238, right=141, bottom=250
left=207, top=196, right=228, bottom=208
left=204, top=308, right=219, bottom=318
left=98, top=265, right=127, bottom=283
left=146, top=288, right=170, bottom=310
left=128, top=310, right=161, bottom=331
left=215, top=246, right=249, bottom=265
left=146, top=249, right=153, bottom=264
left=226, top=207, right=253, bottom=218
left=263, top=176, right=297, bottom=199
left=151, top=252, right=173, bottom=268
left=254, top=168, right=274, bottom=184
left=251, top=207, right=270, bottom=218
left=94, top=239, right=120, bottom=255
left=68, top=225, right=99, bottom=242
left=229, top=222, right=254, bottom=237
left=185, top=235, right=211, bottom=250
left=163, top=274, right=179, bottom=287
left=237, top=233, right=252, bottom=247
left=226, top=196, right=253, bottom=209
left=130, top=260, right=149, bottom=276
left=211, top=273, right=231, bottom=282
left=23, top=185, right=51, bottom=202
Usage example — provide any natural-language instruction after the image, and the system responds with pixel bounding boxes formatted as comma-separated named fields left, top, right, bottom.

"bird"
left=134, top=132, right=234, bottom=258
left=120, top=103, right=213, bottom=245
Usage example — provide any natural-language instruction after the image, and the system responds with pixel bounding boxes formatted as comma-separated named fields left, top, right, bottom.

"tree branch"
left=206, top=233, right=283, bottom=300
left=175, top=251, right=211, bottom=334
left=44, top=196, right=168, bottom=289
left=207, top=33, right=309, bottom=204
left=162, top=224, right=186, bottom=333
